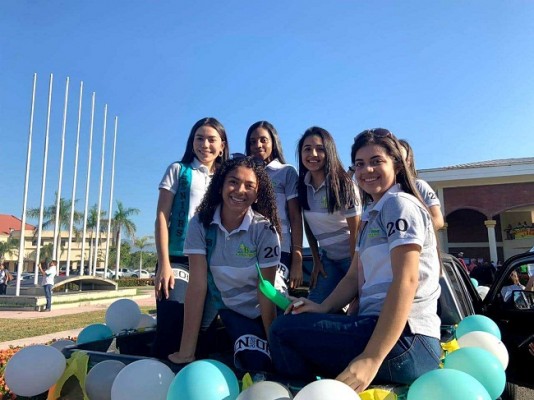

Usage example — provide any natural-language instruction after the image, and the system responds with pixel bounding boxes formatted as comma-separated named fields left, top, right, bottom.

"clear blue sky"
left=2, top=1, right=534, bottom=239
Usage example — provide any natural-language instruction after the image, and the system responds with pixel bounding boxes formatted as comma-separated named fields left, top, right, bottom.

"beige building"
left=419, top=157, right=534, bottom=263
left=0, top=214, right=112, bottom=273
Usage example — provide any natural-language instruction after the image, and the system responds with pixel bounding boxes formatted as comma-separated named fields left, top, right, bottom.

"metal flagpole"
left=52, top=77, right=70, bottom=263
left=66, top=81, right=83, bottom=275
left=104, top=116, right=118, bottom=278
left=92, top=104, right=107, bottom=275
left=33, top=73, right=54, bottom=286
left=80, top=92, right=96, bottom=276
left=15, top=73, right=37, bottom=296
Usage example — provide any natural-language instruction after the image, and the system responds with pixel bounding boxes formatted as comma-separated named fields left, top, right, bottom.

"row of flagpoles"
left=14, top=73, right=118, bottom=296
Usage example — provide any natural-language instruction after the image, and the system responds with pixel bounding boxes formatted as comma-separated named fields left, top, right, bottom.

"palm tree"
left=27, top=193, right=82, bottom=261
left=133, top=235, right=154, bottom=276
left=0, top=236, right=19, bottom=261
left=112, top=201, right=140, bottom=277
left=84, top=204, right=107, bottom=274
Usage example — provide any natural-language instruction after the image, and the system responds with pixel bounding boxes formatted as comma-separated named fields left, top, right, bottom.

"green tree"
left=112, top=201, right=139, bottom=277
left=0, top=236, right=19, bottom=261
left=27, top=193, right=82, bottom=261
left=84, top=205, right=107, bottom=275
left=133, top=235, right=154, bottom=276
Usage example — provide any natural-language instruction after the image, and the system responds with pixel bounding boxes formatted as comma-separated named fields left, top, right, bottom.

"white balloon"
left=86, top=360, right=125, bottom=400
left=49, top=339, right=75, bottom=352
left=294, top=379, right=360, bottom=400
left=111, top=359, right=174, bottom=400
left=136, top=313, right=157, bottom=329
left=105, top=298, right=142, bottom=334
left=237, top=380, right=294, bottom=400
left=4, top=345, right=66, bottom=397
left=457, top=330, right=509, bottom=369
left=476, top=285, right=490, bottom=300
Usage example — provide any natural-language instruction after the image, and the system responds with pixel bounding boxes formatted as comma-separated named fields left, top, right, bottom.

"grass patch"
left=0, top=306, right=155, bottom=342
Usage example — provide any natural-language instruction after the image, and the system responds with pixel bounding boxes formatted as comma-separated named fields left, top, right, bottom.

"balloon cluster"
left=408, top=314, right=508, bottom=400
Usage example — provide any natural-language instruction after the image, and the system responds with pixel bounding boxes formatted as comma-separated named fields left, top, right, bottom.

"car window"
left=441, top=257, right=475, bottom=320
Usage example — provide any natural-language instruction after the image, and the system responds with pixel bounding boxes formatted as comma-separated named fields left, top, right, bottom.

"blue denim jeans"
left=43, top=284, right=52, bottom=310
left=307, top=251, right=351, bottom=303
left=269, top=313, right=441, bottom=385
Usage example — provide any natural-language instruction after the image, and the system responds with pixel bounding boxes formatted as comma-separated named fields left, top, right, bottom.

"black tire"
left=132, top=274, right=138, bottom=278
left=500, top=382, right=518, bottom=400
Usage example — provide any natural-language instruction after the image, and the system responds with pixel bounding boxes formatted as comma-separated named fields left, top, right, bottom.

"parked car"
left=94, top=268, right=113, bottom=279
left=62, top=252, right=534, bottom=398
left=124, top=269, right=150, bottom=279
left=111, top=267, right=133, bottom=279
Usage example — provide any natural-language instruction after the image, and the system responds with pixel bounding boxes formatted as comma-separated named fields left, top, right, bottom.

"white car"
left=112, top=267, right=132, bottom=279
left=95, top=268, right=113, bottom=279
left=125, top=269, right=150, bottom=279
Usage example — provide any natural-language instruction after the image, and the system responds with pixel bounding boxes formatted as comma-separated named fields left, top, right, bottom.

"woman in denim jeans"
left=296, top=127, right=361, bottom=303
left=270, top=129, right=442, bottom=392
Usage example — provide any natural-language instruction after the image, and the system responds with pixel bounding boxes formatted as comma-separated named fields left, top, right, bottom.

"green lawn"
left=0, top=306, right=155, bottom=342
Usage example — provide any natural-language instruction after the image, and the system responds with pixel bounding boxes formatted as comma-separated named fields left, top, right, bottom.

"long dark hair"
left=297, top=126, right=357, bottom=213
left=180, top=117, right=229, bottom=166
left=245, top=121, right=287, bottom=164
left=399, top=138, right=418, bottom=177
left=196, top=157, right=281, bottom=234
left=351, top=129, right=422, bottom=206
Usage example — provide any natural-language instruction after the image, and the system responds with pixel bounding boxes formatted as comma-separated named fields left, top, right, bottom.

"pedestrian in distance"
left=39, top=260, right=57, bottom=311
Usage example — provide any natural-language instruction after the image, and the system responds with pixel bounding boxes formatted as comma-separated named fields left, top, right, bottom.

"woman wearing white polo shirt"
left=245, top=121, right=303, bottom=292
left=270, top=129, right=441, bottom=392
left=296, top=126, right=360, bottom=303
left=153, top=117, right=229, bottom=359
left=168, top=156, right=281, bottom=373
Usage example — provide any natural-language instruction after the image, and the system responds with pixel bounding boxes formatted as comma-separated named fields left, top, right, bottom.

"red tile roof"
left=0, top=214, right=36, bottom=235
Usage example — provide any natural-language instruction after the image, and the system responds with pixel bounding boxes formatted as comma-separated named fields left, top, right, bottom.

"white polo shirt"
left=416, top=179, right=441, bottom=209
left=302, top=172, right=361, bottom=260
left=265, top=159, right=299, bottom=253
left=357, top=185, right=441, bottom=339
left=159, top=158, right=212, bottom=223
left=184, top=206, right=281, bottom=319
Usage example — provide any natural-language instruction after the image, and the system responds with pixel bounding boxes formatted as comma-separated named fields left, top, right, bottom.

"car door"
left=479, top=252, right=534, bottom=388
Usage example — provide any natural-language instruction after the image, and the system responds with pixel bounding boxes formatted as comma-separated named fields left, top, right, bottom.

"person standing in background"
left=39, top=260, right=57, bottom=311
left=0, top=262, right=10, bottom=295
left=245, top=120, right=303, bottom=292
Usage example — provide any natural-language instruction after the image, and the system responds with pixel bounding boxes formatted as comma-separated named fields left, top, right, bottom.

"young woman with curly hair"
left=168, top=156, right=281, bottom=373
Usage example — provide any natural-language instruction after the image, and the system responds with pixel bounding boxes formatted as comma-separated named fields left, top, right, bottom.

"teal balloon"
left=444, top=347, right=505, bottom=400
left=77, top=323, right=113, bottom=345
left=167, top=359, right=239, bottom=400
left=456, top=315, right=501, bottom=340
left=407, top=369, right=491, bottom=400
left=470, top=278, right=479, bottom=288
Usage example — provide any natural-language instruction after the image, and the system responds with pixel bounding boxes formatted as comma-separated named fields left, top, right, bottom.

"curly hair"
left=196, top=157, right=281, bottom=235
left=245, top=121, right=287, bottom=164
left=297, top=126, right=357, bottom=213
left=351, top=129, right=422, bottom=206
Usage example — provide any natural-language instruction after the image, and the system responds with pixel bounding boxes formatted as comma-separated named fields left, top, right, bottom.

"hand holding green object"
left=256, top=264, right=291, bottom=310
